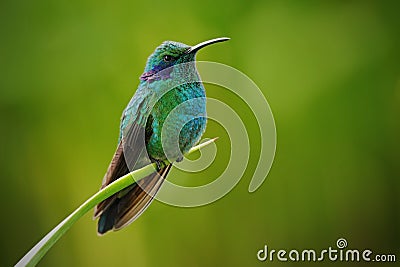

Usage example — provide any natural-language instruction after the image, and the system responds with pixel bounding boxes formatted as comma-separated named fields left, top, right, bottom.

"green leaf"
left=16, top=138, right=217, bottom=267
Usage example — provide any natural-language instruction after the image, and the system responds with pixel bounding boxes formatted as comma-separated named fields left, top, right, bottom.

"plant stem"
left=15, top=138, right=217, bottom=267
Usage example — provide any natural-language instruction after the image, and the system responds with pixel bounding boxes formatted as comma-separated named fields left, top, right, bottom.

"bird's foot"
left=154, top=159, right=166, bottom=170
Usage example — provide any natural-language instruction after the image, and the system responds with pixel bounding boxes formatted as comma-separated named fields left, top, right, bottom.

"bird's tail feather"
left=97, top=163, right=172, bottom=235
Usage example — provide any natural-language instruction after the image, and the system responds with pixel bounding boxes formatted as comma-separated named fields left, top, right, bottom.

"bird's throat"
left=140, top=65, right=173, bottom=82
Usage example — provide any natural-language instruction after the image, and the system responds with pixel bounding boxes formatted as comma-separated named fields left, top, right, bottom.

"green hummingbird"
left=94, top=37, right=230, bottom=235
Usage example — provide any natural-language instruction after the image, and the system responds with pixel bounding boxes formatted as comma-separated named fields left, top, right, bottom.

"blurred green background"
left=1, top=0, right=399, bottom=266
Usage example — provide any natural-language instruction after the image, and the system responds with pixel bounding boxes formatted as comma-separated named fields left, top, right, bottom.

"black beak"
left=186, top=37, right=230, bottom=54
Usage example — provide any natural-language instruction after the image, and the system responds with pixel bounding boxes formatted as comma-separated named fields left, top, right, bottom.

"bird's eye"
left=163, top=55, right=174, bottom=62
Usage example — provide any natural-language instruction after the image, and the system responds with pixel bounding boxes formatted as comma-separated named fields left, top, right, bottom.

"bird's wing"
left=93, top=142, right=126, bottom=217
left=93, top=121, right=148, bottom=218
left=94, top=114, right=173, bottom=235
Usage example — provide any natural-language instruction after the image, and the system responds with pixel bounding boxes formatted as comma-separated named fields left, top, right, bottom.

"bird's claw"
left=154, top=159, right=165, bottom=170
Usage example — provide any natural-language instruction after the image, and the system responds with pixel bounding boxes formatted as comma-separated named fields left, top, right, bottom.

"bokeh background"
left=1, top=1, right=399, bottom=266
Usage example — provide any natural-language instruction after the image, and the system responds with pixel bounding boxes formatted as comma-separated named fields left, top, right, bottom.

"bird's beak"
left=186, top=37, right=230, bottom=54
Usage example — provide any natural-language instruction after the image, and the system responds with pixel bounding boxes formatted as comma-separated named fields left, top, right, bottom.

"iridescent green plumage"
left=94, top=38, right=229, bottom=235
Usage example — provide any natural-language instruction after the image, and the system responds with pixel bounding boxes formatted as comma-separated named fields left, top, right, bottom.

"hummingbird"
left=94, top=37, right=230, bottom=235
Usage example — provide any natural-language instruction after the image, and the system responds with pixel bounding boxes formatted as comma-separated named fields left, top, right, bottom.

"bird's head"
left=140, top=37, right=229, bottom=82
